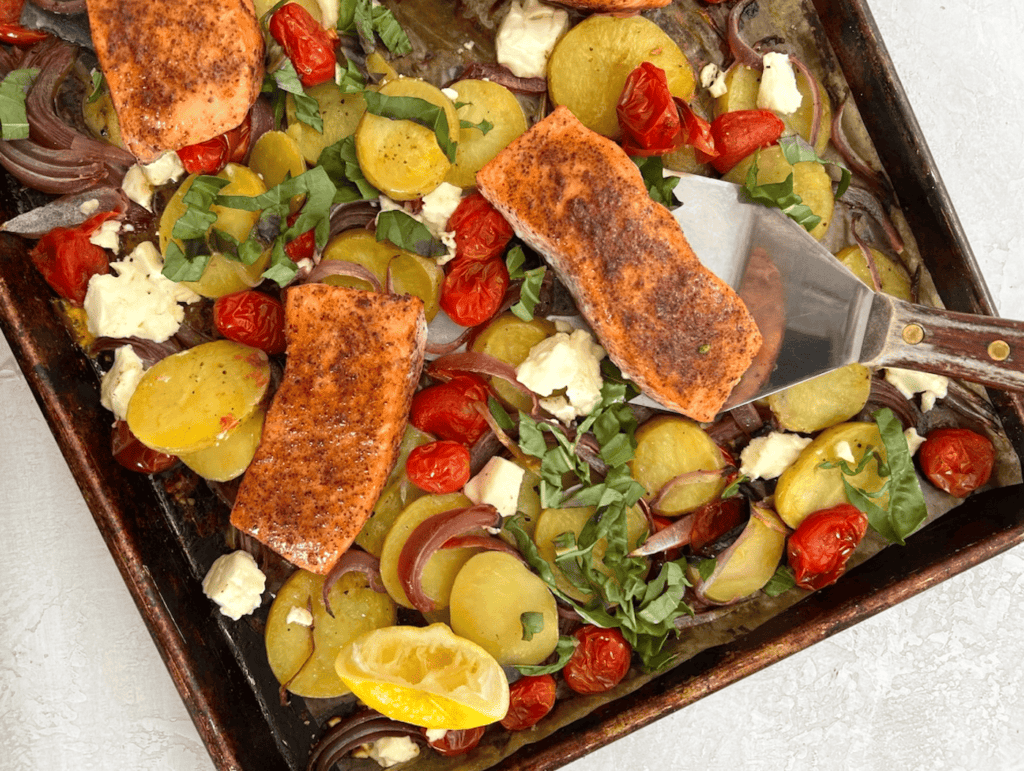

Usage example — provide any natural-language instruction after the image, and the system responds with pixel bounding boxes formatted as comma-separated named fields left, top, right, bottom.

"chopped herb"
left=514, top=635, right=577, bottom=676
left=375, top=209, right=447, bottom=257
left=520, top=611, right=544, bottom=641
left=317, top=135, right=380, bottom=202
left=630, top=154, right=679, bottom=207
left=337, top=58, right=367, bottom=95
left=720, top=474, right=746, bottom=499
left=743, top=150, right=821, bottom=232
left=487, top=396, right=515, bottom=432
left=87, top=69, right=105, bottom=104
left=0, top=68, right=38, bottom=141
left=339, top=0, right=412, bottom=56
left=698, top=343, right=711, bottom=354
left=506, top=246, right=546, bottom=321
left=697, top=558, right=717, bottom=582
left=460, top=117, right=494, bottom=135
left=762, top=565, right=797, bottom=597
left=362, top=91, right=457, bottom=162
left=265, top=60, right=323, bottom=133
left=778, top=135, right=852, bottom=198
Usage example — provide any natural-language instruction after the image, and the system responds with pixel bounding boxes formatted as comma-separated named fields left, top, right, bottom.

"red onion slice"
left=427, top=350, right=540, bottom=413
left=441, top=534, right=524, bottom=562
left=396, top=503, right=501, bottom=613
left=649, top=467, right=733, bottom=515
left=302, top=258, right=382, bottom=290
left=322, top=549, right=386, bottom=617
left=456, top=62, right=547, bottom=94
left=727, top=0, right=764, bottom=70
left=307, top=711, right=427, bottom=771
left=788, top=55, right=823, bottom=150
left=630, top=512, right=696, bottom=557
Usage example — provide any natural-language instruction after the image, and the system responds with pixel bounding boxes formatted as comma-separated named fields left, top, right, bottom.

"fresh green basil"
left=375, top=209, right=447, bottom=257
left=0, top=69, right=39, bottom=141
left=362, top=91, right=457, bottom=162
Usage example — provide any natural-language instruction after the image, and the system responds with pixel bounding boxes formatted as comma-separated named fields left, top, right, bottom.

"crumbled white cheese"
left=122, top=152, right=186, bottom=211
left=353, top=736, right=421, bottom=768
left=285, top=606, right=314, bottom=627
left=378, top=186, right=461, bottom=264
left=739, top=431, right=813, bottom=480
left=495, top=0, right=568, bottom=79
left=756, top=52, right=803, bottom=115
left=700, top=62, right=728, bottom=98
left=83, top=241, right=201, bottom=343
left=79, top=198, right=100, bottom=216
left=463, top=456, right=526, bottom=518
left=834, top=440, right=856, bottom=465
left=904, top=427, right=926, bottom=456
left=88, top=218, right=121, bottom=255
left=884, top=367, right=949, bottom=412
left=424, top=729, right=448, bottom=742
left=122, top=165, right=153, bottom=210
left=516, top=329, right=606, bottom=421
left=441, top=87, right=459, bottom=100
left=100, top=345, right=145, bottom=422
left=202, top=551, right=266, bottom=621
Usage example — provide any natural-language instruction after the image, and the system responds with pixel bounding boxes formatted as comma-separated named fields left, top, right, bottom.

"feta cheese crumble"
left=464, top=456, right=526, bottom=518
left=202, top=551, right=266, bottom=620
left=739, top=431, right=813, bottom=480
left=379, top=184, right=462, bottom=265
left=756, top=52, right=803, bottom=115
left=515, top=329, right=606, bottom=422
left=495, top=0, right=568, bottom=79
left=121, top=151, right=186, bottom=211
left=99, top=345, right=146, bottom=422
left=884, top=367, right=949, bottom=412
left=88, top=218, right=121, bottom=255
left=700, top=62, right=728, bottom=98
left=285, top=606, right=314, bottom=627
left=353, top=736, right=421, bottom=768
left=83, top=241, right=201, bottom=342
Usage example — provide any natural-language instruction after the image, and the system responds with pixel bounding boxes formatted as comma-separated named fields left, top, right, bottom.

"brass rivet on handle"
left=902, top=324, right=925, bottom=345
left=988, top=340, right=1010, bottom=361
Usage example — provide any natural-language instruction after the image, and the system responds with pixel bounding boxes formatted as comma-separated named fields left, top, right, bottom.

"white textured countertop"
left=3, top=1, right=1023, bottom=770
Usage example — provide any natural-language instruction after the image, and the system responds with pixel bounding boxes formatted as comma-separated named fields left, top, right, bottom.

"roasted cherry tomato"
left=177, top=113, right=253, bottom=175
left=0, top=2, right=47, bottom=44
left=112, top=421, right=178, bottom=474
left=410, top=373, right=491, bottom=445
left=698, top=109, right=786, bottom=174
left=423, top=726, right=485, bottom=757
left=787, top=503, right=868, bottom=590
left=689, top=495, right=747, bottom=554
left=501, top=674, right=557, bottom=731
left=616, top=62, right=684, bottom=156
left=29, top=211, right=117, bottom=305
left=674, top=98, right=717, bottom=158
left=446, top=192, right=515, bottom=263
left=440, top=257, right=509, bottom=328
left=919, top=427, right=995, bottom=498
left=283, top=210, right=317, bottom=261
left=406, top=440, right=472, bottom=494
left=562, top=625, right=632, bottom=695
left=269, top=3, right=338, bottom=88
left=213, top=290, right=287, bottom=355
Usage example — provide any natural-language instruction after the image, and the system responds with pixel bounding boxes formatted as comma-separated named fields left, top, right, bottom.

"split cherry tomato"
left=283, top=210, right=316, bottom=261
left=501, top=674, right=557, bottom=731
left=616, top=62, right=684, bottom=157
left=698, top=109, right=786, bottom=174
left=0, top=1, right=47, bottom=45
left=29, top=211, right=117, bottom=305
left=112, top=421, right=178, bottom=474
left=440, top=256, right=509, bottom=328
left=562, top=625, right=632, bottom=695
left=674, top=98, right=717, bottom=158
left=787, top=503, right=868, bottom=590
left=423, top=726, right=485, bottom=757
left=269, top=3, right=338, bottom=88
left=689, top=495, right=747, bottom=554
left=177, top=113, right=253, bottom=175
left=409, top=373, right=491, bottom=445
left=446, top=192, right=515, bottom=263
left=406, top=440, right=472, bottom=494
left=213, top=290, right=287, bottom=355
left=919, top=427, right=995, bottom=498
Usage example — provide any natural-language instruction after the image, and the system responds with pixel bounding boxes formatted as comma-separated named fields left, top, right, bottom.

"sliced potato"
left=696, top=505, right=787, bottom=604
left=321, top=229, right=444, bottom=320
left=629, top=415, right=729, bottom=516
left=548, top=15, right=695, bottom=138
left=126, top=340, right=270, bottom=455
left=774, top=421, right=887, bottom=529
left=767, top=363, right=872, bottom=434
left=248, top=130, right=307, bottom=192
left=355, top=77, right=459, bottom=200
left=379, top=492, right=482, bottom=610
left=265, top=568, right=396, bottom=699
left=286, top=85, right=367, bottom=165
left=834, top=245, right=913, bottom=301
left=470, top=312, right=556, bottom=412
left=178, top=408, right=265, bottom=482
left=445, top=79, right=528, bottom=189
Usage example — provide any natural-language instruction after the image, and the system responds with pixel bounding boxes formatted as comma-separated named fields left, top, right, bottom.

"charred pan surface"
left=86, top=0, right=264, bottom=162
left=477, top=106, right=762, bottom=422
left=230, top=285, right=427, bottom=575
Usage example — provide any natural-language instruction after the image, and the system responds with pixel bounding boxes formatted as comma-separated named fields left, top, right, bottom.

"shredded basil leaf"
left=778, top=135, right=852, bottom=199
left=520, top=611, right=544, bottom=642
left=375, top=209, right=447, bottom=257
left=266, top=60, right=323, bottom=133
left=317, top=135, right=379, bottom=202
left=743, top=151, right=821, bottom=232
left=630, top=155, right=679, bottom=207
left=0, top=69, right=38, bottom=141
left=514, top=635, right=577, bottom=676
left=460, top=118, right=494, bottom=135
left=362, top=91, right=457, bottom=162
left=339, top=0, right=412, bottom=56
left=86, top=69, right=105, bottom=104
left=487, top=397, right=515, bottom=432
left=697, top=558, right=717, bottom=582
left=337, top=58, right=366, bottom=94
left=506, top=246, right=546, bottom=321
left=762, top=565, right=797, bottom=597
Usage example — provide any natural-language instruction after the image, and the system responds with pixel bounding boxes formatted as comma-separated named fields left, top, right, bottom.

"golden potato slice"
left=286, top=85, right=367, bottom=165
left=547, top=15, right=695, bottom=138
left=767, top=363, right=872, bottom=434
left=470, top=312, right=556, bottom=412
left=177, top=408, right=265, bottom=482
left=126, top=340, right=270, bottom=455
left=835, top=245, right=913, bottom=301
left=265, top=569, right=396, bottom=699
left=445, top=79, right=528, bottom=189
left=696, top=505, right=787, bottom=604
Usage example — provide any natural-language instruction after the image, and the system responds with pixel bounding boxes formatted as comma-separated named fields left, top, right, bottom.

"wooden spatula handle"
left=873, top=297, right=1024, bottom=392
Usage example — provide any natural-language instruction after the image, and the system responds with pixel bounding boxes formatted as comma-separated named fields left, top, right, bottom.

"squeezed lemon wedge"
left=335, top=623, right=509, bottom=729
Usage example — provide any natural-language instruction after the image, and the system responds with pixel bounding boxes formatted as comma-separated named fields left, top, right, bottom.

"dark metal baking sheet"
left=0, top=1, right=1021, bottom=770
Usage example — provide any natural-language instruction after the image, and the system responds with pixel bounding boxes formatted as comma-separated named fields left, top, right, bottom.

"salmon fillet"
left=86, top=0, right=264, bottom=163
left=230, top=285, right=427, bottom=574
left=476, top=106, right=762, bottom=423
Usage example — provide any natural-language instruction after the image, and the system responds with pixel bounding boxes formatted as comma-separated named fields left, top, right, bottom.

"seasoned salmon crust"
left=476, top=106, right=762, bottom=423
left=86, top=0, right=264, bottom=162
left=230, top=285, right=427, bottom=575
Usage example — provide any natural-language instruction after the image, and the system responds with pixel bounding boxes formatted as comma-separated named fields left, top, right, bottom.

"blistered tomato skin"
left=563, top=626, right=632, bottom=695
left=786, top=503, right=868, bottom=590
left=447, top=192, right=515, bottom=263
left=283, top=211, right=316, bottom=261
left=500, top=674, right=557, bottom=731
left=29, top=211, right=117, bottom=305
left=919, top=427, right=995, bottom=498
left=440, top=257, right=509, bottom=328
left=406, top=441, right=472, bottom=494
left=616, top=62, right=684, bottom=157
left=177, top=114, right=252, bottom=175
left=111, top=421, right=178, bottom=474
left=424, top=726, right=485, bottom=757
left=213, top=291, right=287, bottom=355
left=409, top=374, right=492, bottom=445
left=269, top=3, right=338, bottom=88
left=699, top=109, right=786, bottom=174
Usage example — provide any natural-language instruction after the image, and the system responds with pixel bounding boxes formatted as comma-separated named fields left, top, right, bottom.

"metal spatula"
left=668, top=175, right=1024, bottom=409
